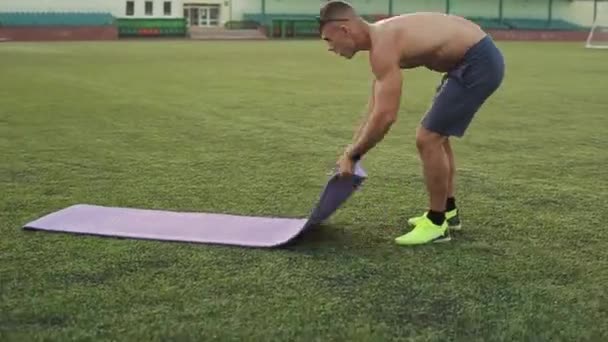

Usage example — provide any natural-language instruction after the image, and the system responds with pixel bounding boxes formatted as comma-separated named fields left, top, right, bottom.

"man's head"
left=318, top=0, right=368, bottom=59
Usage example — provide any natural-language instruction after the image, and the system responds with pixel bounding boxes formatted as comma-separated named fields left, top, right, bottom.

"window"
left=145, top=1, right=153, bottom=15
left=164, top=1, right=172, bottom=16
left=209, top=6, right=219, bottom=26
left=126, top=1, right=134, bottom=16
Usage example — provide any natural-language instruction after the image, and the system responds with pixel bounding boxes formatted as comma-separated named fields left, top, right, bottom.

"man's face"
left=321, top=23, right=356, bottom=59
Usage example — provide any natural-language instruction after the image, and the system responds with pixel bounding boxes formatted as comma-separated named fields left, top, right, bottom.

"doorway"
left=184, top=4, right=220, bottom=27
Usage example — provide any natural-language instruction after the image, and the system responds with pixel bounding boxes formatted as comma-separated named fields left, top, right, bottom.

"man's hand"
left=336, top=149, right=356, bottom=177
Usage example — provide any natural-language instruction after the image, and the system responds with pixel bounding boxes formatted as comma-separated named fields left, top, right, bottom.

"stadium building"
left=0, top=0, right=606, bottom=43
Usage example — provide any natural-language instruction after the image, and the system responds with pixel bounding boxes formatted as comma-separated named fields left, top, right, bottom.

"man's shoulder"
left=368, top=41, right=402, bottom=79
left=368, top=21, right=404, bottom=75
left=369, top=14, right=414, bottom=47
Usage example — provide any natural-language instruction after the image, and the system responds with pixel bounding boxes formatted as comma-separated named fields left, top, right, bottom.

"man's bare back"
left=369, top=12, right=487, bottom=72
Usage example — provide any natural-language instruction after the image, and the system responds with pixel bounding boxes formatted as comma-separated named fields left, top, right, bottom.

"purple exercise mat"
left=22, top=163, right=367, bottom=247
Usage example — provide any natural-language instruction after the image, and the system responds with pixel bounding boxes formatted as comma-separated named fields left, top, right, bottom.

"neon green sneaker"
left=407, top=209, right=461, bottom=230
left=395, top=217, right=450, bottom=245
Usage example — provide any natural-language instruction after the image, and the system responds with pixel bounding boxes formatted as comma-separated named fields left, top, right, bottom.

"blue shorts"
left=422, top=35, right=505, bottom=137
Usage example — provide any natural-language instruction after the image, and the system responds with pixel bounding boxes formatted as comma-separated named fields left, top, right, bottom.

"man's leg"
left=416, top=126, right=449, bottom=215
left=406, top=124, right=459, bottom=228
left=397, top=37, right=505, bottom=245
left=396, top=76, right=470, bottom=244
left=395, top=126, right=451, bottom=245
left=444, top=138, right=455, bottom=199
left=443, top=138, right=462, bottom=229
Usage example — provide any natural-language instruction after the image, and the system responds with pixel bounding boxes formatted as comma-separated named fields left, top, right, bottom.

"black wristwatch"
left=349, top=152, right=362, bottom=162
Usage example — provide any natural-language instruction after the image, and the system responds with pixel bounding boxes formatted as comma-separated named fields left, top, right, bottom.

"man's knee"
left=416, top=126, right=447, bottom=152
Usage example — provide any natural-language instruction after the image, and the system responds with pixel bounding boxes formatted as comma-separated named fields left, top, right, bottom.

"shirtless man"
left=320, top=0, right=505, bottom=245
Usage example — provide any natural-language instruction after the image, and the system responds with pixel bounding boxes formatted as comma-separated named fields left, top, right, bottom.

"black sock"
left=446, top=197, right=456, bottom=211
left=427, top=210, right=445, bottom=225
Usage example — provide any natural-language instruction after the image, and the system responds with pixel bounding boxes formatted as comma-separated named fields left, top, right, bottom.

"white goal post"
left=586, top=20, right=608, bottom=48
left=586, top=1, right=608, bottom=49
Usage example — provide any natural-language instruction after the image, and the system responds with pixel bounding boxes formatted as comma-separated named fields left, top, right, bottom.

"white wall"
left=449, top=0, right=500, bottom=17
left=0, top=0, right=183, bottom=18
left=0, top=0, right=237, bottom=23
left=393, top=0, right=447, bottom=14
left=230, top=0, right=263, bottom=21
left=555, top=0, right=608, bottom=26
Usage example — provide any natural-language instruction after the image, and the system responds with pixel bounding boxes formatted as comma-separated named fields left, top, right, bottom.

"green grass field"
left=1, top=40, right=607, bottom=341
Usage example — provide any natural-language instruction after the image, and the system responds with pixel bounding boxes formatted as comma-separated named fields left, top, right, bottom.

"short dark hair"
left=318, top=0, right=357, bottom=30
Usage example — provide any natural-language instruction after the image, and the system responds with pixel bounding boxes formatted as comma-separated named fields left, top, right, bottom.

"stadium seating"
left=0, top=11, right=585, bottom=40
left=0, top=12, right=186, bottom=38
left=502, top=18, right=585, bottom=30
left=115, top=18, right=187, bottom=37
left=238, top=12, right=585, bottom=38
left=466, top=17, right=511, bottom=30
left=0, top=12, right=114, bottom=26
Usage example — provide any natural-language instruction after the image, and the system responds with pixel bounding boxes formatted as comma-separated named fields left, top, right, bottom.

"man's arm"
left=347, top=49, right=402, bottom=160
left=351, top=79, right=376, bottom=143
